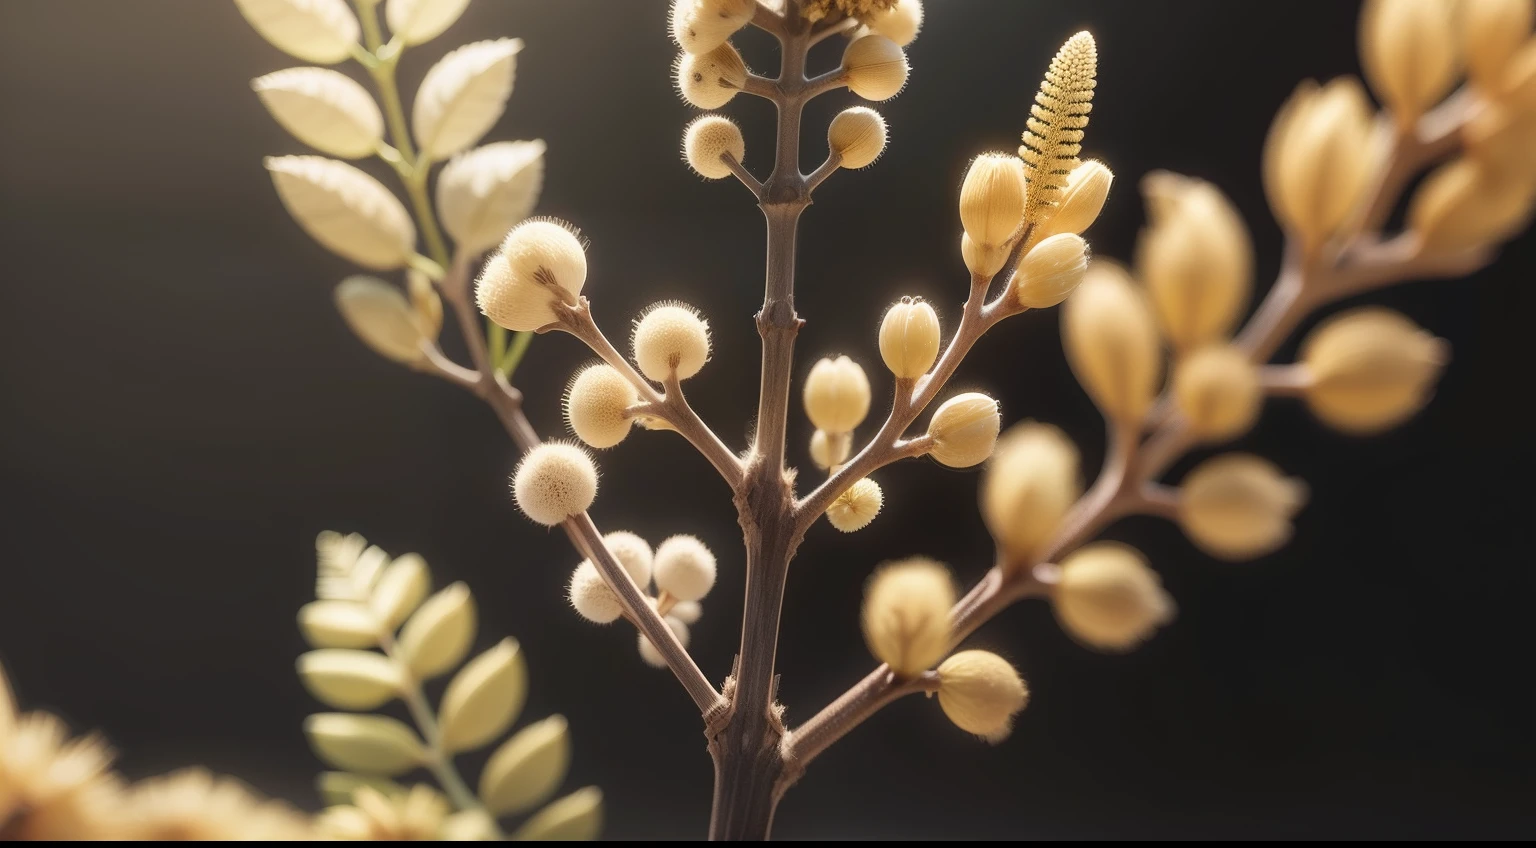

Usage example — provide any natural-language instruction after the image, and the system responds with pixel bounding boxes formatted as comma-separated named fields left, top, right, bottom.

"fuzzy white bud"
left=637, top=615, right=690, bottom=668
left=476, top=219, right=587, bottom=332
left=683, top=115, right=745, bottom=180
left=804, top=356, right=872, bottom=433
left=632, top=302, right=712, bottom=382
left=925, top=392, right=1001, bottom=468
left=652, top=535, right=717, bottom=603
left=601, top=531, right=653, bottom=587
left=826, top=478, right=884, bottom=533
left=675, top=43, right=747, bottom=110
left=936, top=650, right=1028, bottom=743
left=878, top=297, right=941, bottom=379
left=567, top=561, right=622, bottom=624
left=828, top=107, right=888, bottom=169
left=862, top=0, right=924, bottom=47
left=511, top=443, right=598, bottom=526
left=564, top=364, right=639, bottom=449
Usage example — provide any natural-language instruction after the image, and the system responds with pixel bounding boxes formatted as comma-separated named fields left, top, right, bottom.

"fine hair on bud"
left=981, top=420, right=1081, bottom=566
left=652, top=535, right=716, bottom=602
left=1012, top=233, right=1089, bottom=309
left=810, top=428, right=853, bottom=470
left=671, top=0, right=754, bottom=55
left=861, top=0, right=924, bottom=47
left=1137, top=172, right=1253, bottom=350
left=1172, top=345, right=1262, bottom=442
left=936, top=650, right=1028, bottom=743
left=842, top=34, right=909, bottom=101
left=675, top=43, right=747, bottom=109
left=1054, top=542, right=1175, bottom=651
left=878, top=297, right=941, bottom=379
left=827, top=478, right=884, bottom=533
left=1039, top=159, right=1113, bottom=239
left=861, top=557, right=955, bottom=677
left=959, top=153, right=1027, bottom=250
left=1263, top=77, right=1376, bottom=250
left=568, top=561, right=623, bottom=624
left=477, top=219, right=588, bottom=332
left=683, top=114, right=745, bottom=180
left=828, top=107, right=888, bottom=169
left=1179, top=454, right=1308, bottom=561
left=564, top=363, right=640, bottom=449
left=602, top=530, right=653, bottom=587
left=632, top=301, right=712, bottom=382
left=638, top=615, right=690, bottom=668
left=804, top=356, right=872, bottom=433
left=1300, top=307, right=1449, bottom=434
left=1062, top=261, right=1162, bottom=424
left=925, top=392, right=1001, bottom=468
left=512, top=442, right=599, bottom=526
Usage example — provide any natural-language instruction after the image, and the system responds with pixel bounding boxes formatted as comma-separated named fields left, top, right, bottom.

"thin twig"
left=804, top=151, right=842, bottom=192
left=723, top=152, right=765, bottom=200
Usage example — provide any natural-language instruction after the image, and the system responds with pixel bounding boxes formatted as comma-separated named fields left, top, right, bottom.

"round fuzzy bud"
left=567, top=561, right=622, bottom=624
left=810, top=429, right=852, bottom=470
left=961, top=232, right=1008, bottom=278
left=1360, top=0, right=1459, bottom=128
left=683, top=115, right=745, bottom=180
left=1039, top=160, right=1114, bottom=239
left=1463, top=0, right=1535, bottom=91
left=601, top=530, right=653, bottom=587
left=826, top=478, right=884, bottom=533
left=842, top=34, right=909, bottom=101
left=828, top=107, right=888, bottom=169
left=638, top=615, right=690, bottom=668
left=1172, top=345, right=1262, bottom=442
left=862, top=0, right=924, bottom=47
left=936, top=650, right=1028, bottom=743
left=1264, top=77, right=1377, bottom=250
left=1300, top=308, right=1449, bottom=434
left=1137, top=172, right=1253, bottom=351
left=564, top=364, right=639, bottom=449
left=512, top=442, right=598, bottom=526
left=926, top=393, right=1001, bottom=468
left=632, top=302, right=712, bottom=382
left=1408, top=157, right=1536, bottom=253
left=670, top=0, right=753, bottom=55
left=477, top=219, right=588, bottom=332
left=1054, top=543, right=1174, bottom=652
left=653, top=535, right=716, bottom=602
left=675, top=43, right=747, bottom=109
left=670, top=600, right=703, bottom=625
left=862, top=557, right=955, bottom=677
left=960, top=153, right=1027, bottom=249
left=1179, top=454, right=1308, bottom=561
left=804, top=356, right=872, bottom=433
left=1062, top=261, right=1162, bottom=424
left=981, top=421, right=1081, bottom=565
left=878, top=297, right=941, bottom=379
left=1011, top=233, right=1088, bottom=309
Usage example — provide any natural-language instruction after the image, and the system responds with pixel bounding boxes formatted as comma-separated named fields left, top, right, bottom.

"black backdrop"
left=1, top=0, right=1533, bottom=840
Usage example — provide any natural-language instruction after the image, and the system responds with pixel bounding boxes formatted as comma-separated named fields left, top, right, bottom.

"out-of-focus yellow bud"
left=826, top=478, right=884, bottom=532
left=878, top=297, right=941, bottom=379
left=842, top=34, right=909, bottom=101
left=925, top=392, right=1001, bottom=468
left=1137, top=172, right=1253, bottom=351
left=1179, top=454, right=1307, bottom=561
left=861, top=557, right=954, bottom=677
left=1011, top=234, right=1088, bottom=309
left=1462, top=0, right=1534, bottom=91
left=1061, top=262, right=1162, bottom=425
left=810, top=429, right=852, bottom=470
left=1172, top=345, right=1262, bottom=442
left=1263, top=77, right=1378, bottom=251
left=961, top=232, right=1009, bottom=279
left=1464, top=104, right=1536, bottom=185
left=981, top=421, right=1080, bottom=566
left=804, top=356, right=872, bottom=433
left=1408, top=157, right=1536, bottom=253
left=1037, top=160, right=1114, bottom=239
left=1360, top=0, right=1460, bottom=128
left=936, top=650, right=1028, bottom=743
left=1300, top=307, right=1449, bottom=434
left=828, top=107, right=888, bottom=169
left=959, top=153, right=1027, bottom=251
left=1053, top=542, right=1174, bottom=652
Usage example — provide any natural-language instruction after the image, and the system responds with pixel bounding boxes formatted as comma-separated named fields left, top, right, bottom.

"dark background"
left=2, top=0, right=1532, bottom=840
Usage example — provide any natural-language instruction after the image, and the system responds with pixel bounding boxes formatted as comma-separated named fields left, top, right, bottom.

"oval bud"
left=683, top=114, right=745, bottom=180
left=476, top=219, right=587, bottom=332
left=960, top=153, right=1027, bottom=249
left=1264, top=77, right=1378, bottom=250
left=1300, top=307, right=1449, bottom=434
left=826, top=478, right=884, bottom=533
left=862, top=557, right=955, bottom=677
left=671, top=0, right=754, bottom=55
left=638, top=616, right=690, bottom=668
left=804, top=356, right=872, bottom=433
left=602, top=531, right=653, bottom=587
left=1172, top=345, right=1262, bottom=441
left=1408, top=157, right=1536, bottom=253
left=512, top=442, right=599, bottom=526
left=565, top=364, right=639, bottom=449
left=671, top=600, right=703, bottom=625
left=1039, top=160, right=1113, bottom=238
left=1179, top=454, right=1308, bottom=561
left=632, top=302, right=712, bottom=382
left=397, top=582, right=477, bottom=680
left=936, top=650, right=1028, bottom=743
left=653, top=535, right=717, bottom=602
left=567, top=561, right=622, bottom=624
left=335, top=277, right=429, bottom=365
left=439, top=639, right=527, bottom=753
left=675, top=43, right=747, bottom=110
left=1062, top=262, right=1162, bottom=424
left=810, top=429, right=853, bottom=470
left=925, top=392, right=1001, bottom=468
left=1137, top=172, right=1253, bottom=350
left=862, top=0, right=924, bottom=47
left=1053, top=542, right=1174, bottom=652
left=828, top=107, right=888, bottom=169
left=1011, top=233, right=1088, bottom=309
left=981, top=421, right=1081, bottom=565
left=842, top=34, right=909, bottom=101
left=878, top=297, right=941, bottom=379
left=961, top=232, right=1009, bottom=278
left=1463, top=0, right=1534, bottom=90
left=1360, top=0, right=1459, bottom=127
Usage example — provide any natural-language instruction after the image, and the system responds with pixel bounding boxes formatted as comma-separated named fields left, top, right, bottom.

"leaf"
left=317, top=538, right=388, bottom=602
left=298, top=599, right=380, bottom=648
left=438, top=638, right=526, bottom=753
left=305, top=713, right=425, bottom=776
left=437, top=140, right=546, bottom=255
left=266, top=156, right=416, bottom=269
left=512, top=787, right=603, bottom=841
left=334, top=276, right=429, bottom=365
left=478, top=715, right=570, bottom=816
left=406, top=268, right=443, bottom=338
left=412, top=39, right=523, bottom=161
left=234, top=0, right=360, bottom=65
left=385, top=0, right=471, bottom=46
left=297, top=649, right=402, bottom=710
left=253, top=67, right=384, bottom=159
left=370, top=553, right=430, bottom=632
left=316, top=771, right=407, bottom=807
left=398, top=582, right=476, bottom=680
left=439, top=809, right=500, bottom=841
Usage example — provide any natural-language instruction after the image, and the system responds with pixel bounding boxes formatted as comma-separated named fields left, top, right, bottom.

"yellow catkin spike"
left=1019, top=32, right=1098, bottom=224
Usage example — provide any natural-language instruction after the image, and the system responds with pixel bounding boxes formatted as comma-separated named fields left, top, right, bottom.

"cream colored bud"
left=878, top=297, right=941, bottom=379
left=683, top=114, right=745, bottom=180
left=1408, top=157, right=1536, bottom=253
left=1360, top=0, right=1460, bottom=127
left=1462, top=0, right=1535, bottom=90
left=1137, top=172, right=1253, bottom=350
left=1506, top=41, right=1536, bottom=108
left=1264, top=77, right=1377, bottom=249
left=862, top=0, right=924, bottom=47
left=1038, top=160, right=1113, bottom=238
left=1172, top=345, right=1262, bottom=442
left=828, top=107, right=888, bottom=169
left=1054, top=543, right=1174, bottom=652
left=638, top=616, right=690, bottom=668
left=961, top=232, right=1009, bottom=278
left=602, top=531, right=653, bottom=587
left=936, top=650, right=1028, bottom=743
left=842, top=34, right=909, bottom=101
left=567, top=561, right=622, bottom=624
left=511, top=442, right=598, bottom=526
left=335, top=277, right=429, bottom=365
left=675, top=44, right=747, bottom=110
left=476, top=219, right=587, bottom=332
left=1011, top=233, right=1088, bottom=309
left=1179, top=454, right=1308, bottom=561
left=925, top=392, right=1001, bottom=468
left=959, top=153, right=1027, bottom=249
left=827, top=478, right=884, bottom=533
left=653, top=535, right=716, bottom=602
left=981, top=421, right=1081, bottom=564
left=632, top=302, right=712, bottom=382
left=804, top=356, right=872, bottom=433
left=1061, top=262, right=1162, bottom=424
left=1300, top=307, right=1449, bottom=434
left=811, top=429, right=853, bottom=470
left=670, top=0, right=753, bottom=55
left=1464, top=104, right=1536, bottom=185
left=861, top=557, right=955, bottom=677
left=671, top=600, right=703, bottom=625
left=564, top=364, right=639, bottom=449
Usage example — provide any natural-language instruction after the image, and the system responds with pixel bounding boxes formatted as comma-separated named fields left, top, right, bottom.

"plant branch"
left=779, top=670, right=938, bottom=772
left=809, top=16, right=859, bottom=48
left=723, top=152, right=765, bottom=200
